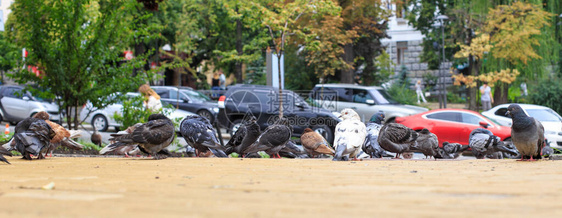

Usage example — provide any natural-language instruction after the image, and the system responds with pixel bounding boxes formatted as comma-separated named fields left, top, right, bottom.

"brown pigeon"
left=91, top=126, right=102, bottom=147
left=33, top=111, right=84, bottom=157
left=301, top=128, right=334, bottom=158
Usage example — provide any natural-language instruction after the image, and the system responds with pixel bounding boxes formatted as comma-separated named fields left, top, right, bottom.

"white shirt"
left=146, top=96, right=162, bottom=113
left=480, top=85, right=491, bottom=101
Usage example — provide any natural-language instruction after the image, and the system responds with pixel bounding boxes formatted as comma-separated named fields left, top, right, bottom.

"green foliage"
left=386, top=83, right=417, bottom=105
left=529, top=77, right=562, bottom=115
left=0, top=33, right=20, bottom=81
left=76, top=139, right=102, bottom=152
left=113, top=96, right=153, bottom=130
left=446, top=86, right=466, bottom=104
left=422, top=72, right=438, bottom=91
left=395, top=65, right=411, bottom=87
left=0, top=132, right=14, bottom=144
left=370, top=50, right=394, bottom=86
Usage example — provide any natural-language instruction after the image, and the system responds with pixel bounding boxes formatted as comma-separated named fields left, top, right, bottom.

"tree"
left=252, top=0, right=341, bottom=118
left=9, top=0, right=151, bottom=129
left=0, top=33, right=20, bottom=84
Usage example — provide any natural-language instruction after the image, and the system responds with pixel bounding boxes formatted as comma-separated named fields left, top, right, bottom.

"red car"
left=395, top=109, right=512, bottom=146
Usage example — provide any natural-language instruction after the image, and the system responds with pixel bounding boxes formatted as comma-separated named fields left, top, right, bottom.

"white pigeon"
left=333, top=108, right=367, bottom=161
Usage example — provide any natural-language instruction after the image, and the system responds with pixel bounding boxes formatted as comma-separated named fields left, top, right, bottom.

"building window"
left=396, top=41, right=408, bottom=65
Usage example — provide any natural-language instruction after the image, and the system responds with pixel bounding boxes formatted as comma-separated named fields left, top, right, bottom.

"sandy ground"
left=1, top=156, right=562, bottom=218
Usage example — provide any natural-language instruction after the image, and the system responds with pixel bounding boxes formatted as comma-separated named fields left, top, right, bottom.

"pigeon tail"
left=60, top=138, right=84, bottom=150
left=68, top=130, right=82, bottom=139
left=100, top=142, right=129, bottom=155
left=209, top=148, right=228, bottom=157
left=332, top=143, right=347, bottom=161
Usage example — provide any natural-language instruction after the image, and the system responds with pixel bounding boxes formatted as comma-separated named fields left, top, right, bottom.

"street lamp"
left=435, top=14, right=448, bottom=108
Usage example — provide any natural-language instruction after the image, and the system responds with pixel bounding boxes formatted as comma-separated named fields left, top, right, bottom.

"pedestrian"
left=211, top=72, right=220, bottom=98
left=479, top=82, right=493, bottom=111
left=138, top=84, right=162, bottom=113
left=415, top=80, right=427, bottom=104
left=219, top=71, right=226, bottom=90
left=520, top=82, right=528, bottom=96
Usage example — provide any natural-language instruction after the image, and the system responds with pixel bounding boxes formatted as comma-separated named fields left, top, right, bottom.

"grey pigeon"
left=541, top=139, right=554, bottom=158
left=180, top=115, right=227, bottom=157
left=100, top=123, right=142, bottom=157
left=378, top=123, right=418, bottom=159
left=468, top=128, right=518, bottom=159
left=13, top=117, right=56, bottom=160
left=279, top=140, right=309, bottom=158
left=362, top=111, right=389, bottom=158
left=244, top=117, right=292, bottom=158
left=333, top=108, right=367, bottom=161
left=105, top=114, right=175, bottom=159
left=413, top=128, right=439, bottom=159
left=0, top=146, right=12, bottom=164
left=506, top=104, right=545, bottom=161
left=225, top=116, right=260, bottom=156
left=436, top=142, right=469, bottom=159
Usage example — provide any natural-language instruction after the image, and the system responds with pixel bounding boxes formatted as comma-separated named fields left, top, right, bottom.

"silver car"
left=310, top=84, right=428, bottom=122
left=79, top=92, right=194, bottom=132
left=0, top=85, right=61, bottom=124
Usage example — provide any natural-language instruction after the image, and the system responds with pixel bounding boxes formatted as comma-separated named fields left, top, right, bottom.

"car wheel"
left=229, top=119, right=243, bottom=137
left=197, top=110, right=214, bottom=123
left=92, top=115, right=109, bottom=132
left=312, top=125, right=334, bottom=145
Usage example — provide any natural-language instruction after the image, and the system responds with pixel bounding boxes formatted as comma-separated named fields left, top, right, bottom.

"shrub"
left=529, top=77, right=562, bottom=115
left=386, top=83, right=417, bottom=105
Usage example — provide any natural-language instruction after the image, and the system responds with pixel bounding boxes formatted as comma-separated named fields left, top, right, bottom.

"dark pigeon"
left=506, top=104, right=545, bottom=161
left=105, top=114, right=175, bottom=159
left=378, top=123, right=418, bottom=159
left=243, top=117, right=292, bottom=158
left=180, top=115, right=227, bottom=157
left=541, top=139, right=554, bottom=158
left=13, top=117, right=56, bottom=160
left=468, top=128, right=518, bottom=159
left=91, top=126, right=102, bottom=147
left=413, top=128, right=439, bottom=159
left=279, top=140, right=309, bottom=158
left=225, top=116, right=260, bottom=156
left=362, top=112, right=389, bottom=158
left=436, top=141, right=469, bottom=159
left=100, top=123, right=142, bottom=157
left=0, top=146, right=12, bottom=164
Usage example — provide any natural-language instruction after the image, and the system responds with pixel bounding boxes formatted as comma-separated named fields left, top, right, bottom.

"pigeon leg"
left=393, top=153, right=401, bottom=159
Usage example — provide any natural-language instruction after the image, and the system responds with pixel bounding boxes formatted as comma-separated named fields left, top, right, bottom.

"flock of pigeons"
left=0, top=104, right=553, bottom=164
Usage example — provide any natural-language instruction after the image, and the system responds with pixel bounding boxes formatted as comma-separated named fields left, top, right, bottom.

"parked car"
left=217, top=84, right=340, bottom=142
left=0, top=85, right=61, bottom=124
left=79, top=92, right=194, bottom=132
left=395, top=109, right=512, bottom=146
left=309, top=84, right=428, bottom=122
left=151, top=86, right=219, bottom=123
left=482, top=103, right=562, bottom=149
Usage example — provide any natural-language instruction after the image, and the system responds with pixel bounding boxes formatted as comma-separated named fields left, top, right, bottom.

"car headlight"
left=212, top=107, right=219, bottom=113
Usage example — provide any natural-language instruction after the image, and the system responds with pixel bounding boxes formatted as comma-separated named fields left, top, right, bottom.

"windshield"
left=369, top=88, right=398, bottom=104
left=527, top=109, right=562, bottom=122
left=180, top=89, right=212, bottom=102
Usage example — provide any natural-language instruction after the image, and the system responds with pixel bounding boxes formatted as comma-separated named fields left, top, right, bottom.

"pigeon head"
left=339, top=108, right=361, bottom=121
left=369, top=111, right=385, bottom=124
left=148, top=113, right=169, bottom=121
left=32, top=111, right=50, bottom=120
left=420, top=128, right=430, bottom=134
left=303, top=128, right=314, bottom=133
left=506, top=104, right=525, bottom=118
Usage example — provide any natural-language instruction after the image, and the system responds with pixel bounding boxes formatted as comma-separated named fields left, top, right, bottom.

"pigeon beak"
left=505, top=110, right=510, bottom=116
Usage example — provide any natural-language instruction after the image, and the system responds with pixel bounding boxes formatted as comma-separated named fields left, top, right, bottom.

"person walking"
left=479, top=82, right=493, bottom=111
left=138, top=84, right=162, bottom=113
left=415, top=80, right=427, bottom=104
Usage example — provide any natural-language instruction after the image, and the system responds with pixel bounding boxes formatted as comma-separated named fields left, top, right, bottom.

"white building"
left=0, top=0, right=14, bottom=31
left=381, top=1, right=452, bottom=85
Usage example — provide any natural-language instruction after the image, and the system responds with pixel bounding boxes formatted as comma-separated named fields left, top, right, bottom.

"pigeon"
left=468, top=128, right=518, bottom=159
left=0, top=146, right=12, bottom=164
left=91, top=126, right=102, bottom=147
left=333, top=108, right=367, bottom=161
left=279, top=140, right=309, bottom=158
left=180, top=115, right=227, bottom=157
left=378, top=122, right=418, bottom=159
left=506, top=104, right=545, bottom=161
left=541, top=139, right=554, bottom=158
left=412, top=128, right=439, bottom=159
left=362, top=111, right=389, bottom=158
left=301, top=128, right=334, bottom=158
left=104, top=114, right=175, bottom=159
left=225, top=116, right=260, bottom=156
left=12, top=117, right=56, bottom=160
left=32, top=111, right=84, bottom=157
left=436, top=142, right=469, bottom=159
left=100, top=123, right=142, bottom=157
left=243, top=117, right=292, bottom=158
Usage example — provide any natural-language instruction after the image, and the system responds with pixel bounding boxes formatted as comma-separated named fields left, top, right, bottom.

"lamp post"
left=436, top=15, right=448, bottom=108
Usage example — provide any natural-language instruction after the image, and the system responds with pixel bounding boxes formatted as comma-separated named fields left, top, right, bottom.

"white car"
left=79, top=92, right=194, bottom=132
left=482, top=103, right=562, bottom=149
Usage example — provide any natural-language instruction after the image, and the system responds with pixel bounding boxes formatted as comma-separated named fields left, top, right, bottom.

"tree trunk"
left=235, top=9, right=243, bottom=83
left=468, top=55, right=478, bottom=111
left=341, top=43, right=355, bottom=83
left=493, top=83, right=509, bottom=106
left=277, top=53, right=283, bottom=118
